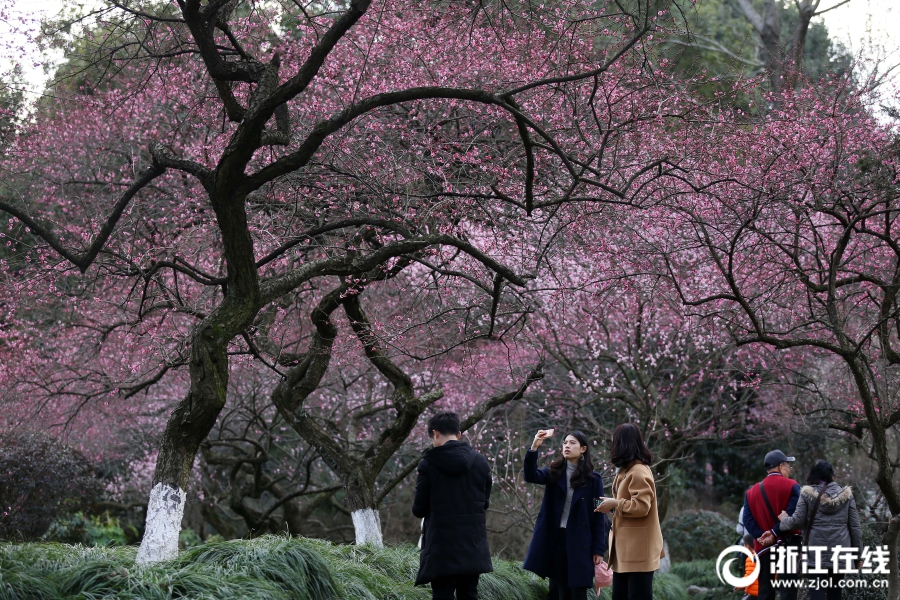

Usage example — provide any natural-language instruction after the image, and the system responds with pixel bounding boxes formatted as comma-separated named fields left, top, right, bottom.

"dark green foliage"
left=178, top=528, right=202, bottom=549
left=41, top=1, right=184, bottom=98
left=0, top=536, right=549, bottom=600
left=0, top=65, right=24, bottom=152
left=677, top=431, right=831, bottom=509
left=0, top=432, right=104, bottom=540
left=839, top=523, right=889, bottom=600
left=43, top=513, right=130, bottom=546
left=663, top=510, right=736, bottom=562
left=662, top=0, right=759, bottom=98
left=676, top=437, right=762, bottom=506
left=791, top=5, right=853, bottom=83
left=661, top=0, right=852, bottom=104
left=669, top=559, right=723, bottom=589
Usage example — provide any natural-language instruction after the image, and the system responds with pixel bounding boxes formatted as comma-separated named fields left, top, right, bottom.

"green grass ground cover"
left=0, top=535, right=547, bottom=600
left=0, top=537, right=747, bottom=600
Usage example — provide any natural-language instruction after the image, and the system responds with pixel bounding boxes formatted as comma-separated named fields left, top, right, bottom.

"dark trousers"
left=431, top=573, right=479, bottom=600
left=549, top=528, right=589, bottom=600
left=757, top=549, right=798, bottom=600
left=611, top=571, right=653, bottom=600
left=549, top=578, right=588, bottom=600
left=808, top=571, right=843, bottom=600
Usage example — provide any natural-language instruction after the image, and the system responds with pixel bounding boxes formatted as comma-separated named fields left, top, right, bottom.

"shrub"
left=0, top=431, right=103, bottom=540
left=669, top=559, right=721, bottom=589
left=178, top=528, right=202, bottom=550
left=662, top=510, right=737, bottom=562
left=840, top=522, right=888, bottom=600
left=43, top=513, right=129, bottom=547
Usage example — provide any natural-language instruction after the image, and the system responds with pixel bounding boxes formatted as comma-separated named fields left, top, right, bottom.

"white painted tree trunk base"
left=659, top=540, right=671, bottom=573
left=135, top=483, right=186, bottom=565
left=352, top=508, right=383, bottom=546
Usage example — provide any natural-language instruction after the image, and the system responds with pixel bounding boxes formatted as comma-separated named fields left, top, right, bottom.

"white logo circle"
left=715, top=545, right=760, bottom=587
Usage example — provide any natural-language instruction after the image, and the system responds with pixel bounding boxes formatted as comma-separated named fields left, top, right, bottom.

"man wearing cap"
left=741, top=450, right=802, bottom=600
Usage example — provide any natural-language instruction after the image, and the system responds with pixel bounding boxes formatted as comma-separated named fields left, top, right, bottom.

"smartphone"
left=593, top=497, right=605, bottom=509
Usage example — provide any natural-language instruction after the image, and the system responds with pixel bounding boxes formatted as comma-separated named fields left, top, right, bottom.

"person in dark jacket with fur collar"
left=777, top=460, right=863, bottom=600
left=413, top=411, right=493, bottom=599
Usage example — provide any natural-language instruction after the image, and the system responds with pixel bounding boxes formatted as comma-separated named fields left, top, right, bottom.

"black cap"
left=764, top=449, right=795, bottom=469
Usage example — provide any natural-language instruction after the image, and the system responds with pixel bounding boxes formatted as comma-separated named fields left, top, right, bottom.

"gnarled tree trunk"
left=136, top=197, right=262, bottom=562
left=272, top=283, right=543, bottom=546
left=345, top=472, right=384, bottom=546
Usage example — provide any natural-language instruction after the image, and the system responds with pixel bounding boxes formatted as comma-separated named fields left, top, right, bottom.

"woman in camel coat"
left=596, top=423, right=664, bottom=600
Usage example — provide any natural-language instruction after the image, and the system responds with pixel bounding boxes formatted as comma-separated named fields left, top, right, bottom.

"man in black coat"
left=412, top=411, right=493, bottom=600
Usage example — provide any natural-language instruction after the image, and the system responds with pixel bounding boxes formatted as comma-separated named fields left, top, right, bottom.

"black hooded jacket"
left=412, top=440, right=493, bottom=585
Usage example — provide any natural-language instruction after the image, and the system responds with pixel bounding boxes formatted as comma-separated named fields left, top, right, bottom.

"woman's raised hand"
left=531, top=429, right=554, bottom=451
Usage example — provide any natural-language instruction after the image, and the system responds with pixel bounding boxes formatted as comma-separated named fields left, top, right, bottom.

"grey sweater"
left=779, top=482, right=863, bottom=565
left=560, top=462, right=577, bottom=527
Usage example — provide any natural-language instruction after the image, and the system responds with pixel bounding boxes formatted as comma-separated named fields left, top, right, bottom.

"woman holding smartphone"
left=523, top=429, right=608, bottom=600
left=595, top=423, right=664, bottom=600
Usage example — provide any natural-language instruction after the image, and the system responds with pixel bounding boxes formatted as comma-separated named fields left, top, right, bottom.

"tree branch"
left=375, top=459, right=420, bottom=504
left=0, top=164, right=164, bottom=273
left=343, top=294, right=414, bottom=399
left=459, top=362, right=545, bottom=432
left=499, top=27, right=649, bottom=98
left=735, top=0, right=765, bottom=34
left=241, top=87, right=514, bottom=192
left=259, top=234, right=527, bottom=304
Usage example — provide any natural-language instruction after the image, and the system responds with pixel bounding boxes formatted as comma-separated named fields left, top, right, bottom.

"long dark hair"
left=806, top=459, right=834, bottom=485
left=610, top=423, right=652, bottom=468
left=547, top=431, right=595, bottom=488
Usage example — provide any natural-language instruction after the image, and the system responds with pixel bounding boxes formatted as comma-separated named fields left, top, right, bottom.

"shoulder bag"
left=760, top=481, right=803, bottom=546
left=803, top=482, right=830, bottom=546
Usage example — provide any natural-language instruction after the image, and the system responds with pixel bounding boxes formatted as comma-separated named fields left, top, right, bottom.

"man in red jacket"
left=742, top=450, right=802, bottom=600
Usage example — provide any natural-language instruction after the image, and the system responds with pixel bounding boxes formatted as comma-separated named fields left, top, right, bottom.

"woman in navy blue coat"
left=523, top=429, right=608, bottom=600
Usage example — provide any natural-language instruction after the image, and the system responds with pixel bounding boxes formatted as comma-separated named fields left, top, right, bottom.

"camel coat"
left=607, top=460, right=665, bottom=572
